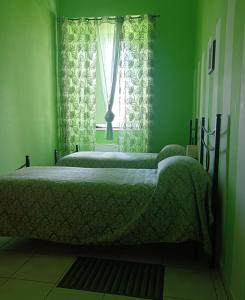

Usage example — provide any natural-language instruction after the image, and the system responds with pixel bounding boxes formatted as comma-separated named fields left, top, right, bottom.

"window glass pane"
left=95, top=21, right=123, bottom=129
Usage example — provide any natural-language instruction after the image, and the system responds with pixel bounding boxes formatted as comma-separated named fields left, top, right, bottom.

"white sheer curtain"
left=96, top=18, right=122, bottom=140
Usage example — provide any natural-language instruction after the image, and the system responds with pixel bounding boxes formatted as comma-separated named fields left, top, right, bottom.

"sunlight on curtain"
left=119, top=15, right=154, bottom=152
left=58, top=19, right=97, bottom=154
left=96, top=18, right=122, bottom=140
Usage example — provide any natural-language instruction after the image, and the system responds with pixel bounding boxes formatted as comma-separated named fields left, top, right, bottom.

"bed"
left=0, top=156, right=212, bottom=254
left=55, top=144, right=186, bottom=169
left=54, top=118, right=198, bottom=168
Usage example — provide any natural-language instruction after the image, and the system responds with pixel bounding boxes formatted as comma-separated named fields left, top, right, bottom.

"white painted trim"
left=212, top=18, right=222, bottom=125
left=205, top=43, right=211, bottom=119
left=222, top=0, right=236, bottom=116
left=199, top=52, right=206, bottom=118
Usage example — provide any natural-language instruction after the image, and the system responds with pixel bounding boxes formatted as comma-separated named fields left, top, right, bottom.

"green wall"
left=58, top=0, right=197, bottom=152
left=194, top=0, right=245, bottom=299
left=0, top=0, right=57, bottom=175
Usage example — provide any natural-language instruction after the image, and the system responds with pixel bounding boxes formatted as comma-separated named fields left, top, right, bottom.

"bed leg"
left=25, top=155, right=31, bottom=167
left=54, top=149, right=58, bottom=164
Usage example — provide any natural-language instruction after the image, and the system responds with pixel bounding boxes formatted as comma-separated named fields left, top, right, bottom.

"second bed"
left=56, top=144, right=186, bottom=169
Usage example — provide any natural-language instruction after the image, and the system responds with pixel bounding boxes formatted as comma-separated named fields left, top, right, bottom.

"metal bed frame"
left=199, top=114, right=221, bottom=267
left=16, top=155, right=31, bottom=170
left=54, top=145, right=79, bottom=164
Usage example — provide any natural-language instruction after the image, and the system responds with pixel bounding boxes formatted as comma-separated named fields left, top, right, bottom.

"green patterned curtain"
left=119, top=15, right=154, bottom=153
left=58, top=19, right=97, bottom=154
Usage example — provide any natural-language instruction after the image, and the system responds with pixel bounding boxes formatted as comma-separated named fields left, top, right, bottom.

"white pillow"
left=156, top=144, right=186, bottom=163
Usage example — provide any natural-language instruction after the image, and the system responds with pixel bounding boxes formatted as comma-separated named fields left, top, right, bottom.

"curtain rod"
left=58, top=15, right=160, bottom=21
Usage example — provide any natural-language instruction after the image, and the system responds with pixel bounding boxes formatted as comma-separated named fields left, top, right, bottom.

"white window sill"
left=96, top=125, right=120, bottom=131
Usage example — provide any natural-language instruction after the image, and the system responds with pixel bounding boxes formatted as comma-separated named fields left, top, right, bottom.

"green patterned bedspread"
left=57, top=151, right=158, bottom=168
left=0, top=157, right=212, bottom=253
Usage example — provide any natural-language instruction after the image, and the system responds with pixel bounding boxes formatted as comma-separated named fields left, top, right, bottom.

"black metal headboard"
left=200, top=113, right=221, bottom=266
left=200, top=114, right=221, bottom=195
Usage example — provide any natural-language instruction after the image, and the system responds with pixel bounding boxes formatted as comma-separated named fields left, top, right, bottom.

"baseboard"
left=218, top=260, right=235, bottom=300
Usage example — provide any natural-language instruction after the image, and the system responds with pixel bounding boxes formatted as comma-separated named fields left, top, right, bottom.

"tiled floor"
left=0, top=237, right=228, bottom=300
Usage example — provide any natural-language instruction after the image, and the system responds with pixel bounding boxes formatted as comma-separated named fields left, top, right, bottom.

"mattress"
left=56, top=151, right=158, bottom=168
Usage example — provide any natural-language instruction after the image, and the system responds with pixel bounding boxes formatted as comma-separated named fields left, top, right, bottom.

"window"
left=59, top=15, right=154, bottom=153
left=95, top=20, right=122, bottom=132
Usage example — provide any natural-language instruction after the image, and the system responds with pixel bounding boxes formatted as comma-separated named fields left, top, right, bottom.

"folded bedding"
left=56, top=144, right=186, bottom=169
left=0, top=156, right=212, bottom=253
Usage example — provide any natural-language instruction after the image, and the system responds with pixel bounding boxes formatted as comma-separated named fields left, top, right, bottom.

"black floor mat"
left=58, top=256, right=165, bottom=300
